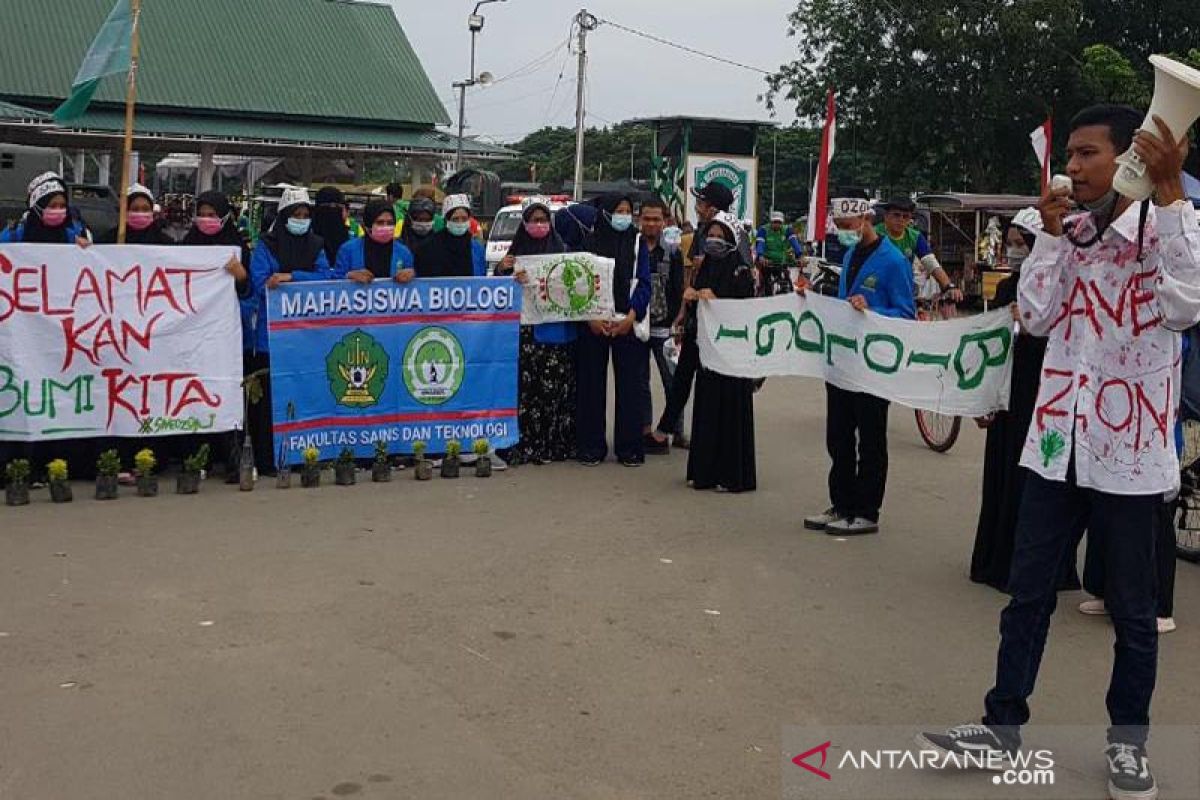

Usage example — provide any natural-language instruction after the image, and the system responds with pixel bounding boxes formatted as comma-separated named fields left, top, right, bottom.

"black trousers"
left=825, top=383, right=890, bottom=522
left=243, top=352, right=275, bottom=473
left=656, top=335, right=698, bottom=437
left=984, top=471, right=1158, bottom=748
left=576, top=328, right=649, bottom=463
left=1082, top=497, right=1178, bottom=618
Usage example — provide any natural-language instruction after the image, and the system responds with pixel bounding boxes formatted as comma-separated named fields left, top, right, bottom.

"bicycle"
left=913, top=292, right=963, bottom=453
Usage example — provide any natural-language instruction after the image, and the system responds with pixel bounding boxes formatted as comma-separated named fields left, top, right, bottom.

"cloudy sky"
left=387, top=0, right=801, bottom=144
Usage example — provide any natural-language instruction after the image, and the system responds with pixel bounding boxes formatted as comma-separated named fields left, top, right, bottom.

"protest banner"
left=0, top=244, right=242, bottom=440
left=698, top=293, right=1013, bottom=416
left=515, top=252, right=615, bottom=325
left=267, top=278, right=520, bottom=465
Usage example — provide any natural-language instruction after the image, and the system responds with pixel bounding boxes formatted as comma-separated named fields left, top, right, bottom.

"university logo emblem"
left=327, top=330, right=388, bottom=407
left=402, top=326, right=465, bottom=406
left=694, top=159, right=749, bottom=219
left=539, top=256, right=601, bottom=315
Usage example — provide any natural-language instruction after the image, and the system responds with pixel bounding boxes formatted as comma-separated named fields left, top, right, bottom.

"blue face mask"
left=836, top=228, right=862, bottom=248
left=446, top=220, right=470, bottom=237
left=286, top=217, right=311, bottom=236
left=609, top=212, right=633, bottom=232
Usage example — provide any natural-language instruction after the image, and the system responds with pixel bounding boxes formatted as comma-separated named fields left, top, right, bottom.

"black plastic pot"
left=50, top=481, right=73, bottom=503
left=334, top=464, right=356, bottom=486
left=440, top=457, right=460, bottom=479
left=176, top=472, right=201, bottom=495
left=5, top=484, right=30, bottom=506
left=475, top=457, right=492, bottom=478
left=137, top=475, right=159, bottom=497
left=276, top=469, right=292, bottom=489
left=371, top=463, right=391, bottom=483
left=95, top=475, right=119, bottom=500
left=415, top=460, right=433, bottom=481
left=301, top=467, right=321, bottom=488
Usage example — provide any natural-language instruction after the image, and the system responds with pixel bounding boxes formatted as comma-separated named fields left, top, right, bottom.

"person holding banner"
left=800, top=194, right=916, bottom=536
left=413, top=195, right=486, bottom=278
left=249, top=187, right=333, bottom=474
left=1, top=172, right=89, bottom=246
left=496, top=197, right=578, bottom=465
left=399, top=196, right=438, bottom=255
left=97, top=184, right=173, bottom=246
left=687, top=212, right=757, bottom=492
left=576, top=194, right=651, bottom=467
left=334, top=200, right=415, bottom=284
left=920, top=104, right=1200, bottom=800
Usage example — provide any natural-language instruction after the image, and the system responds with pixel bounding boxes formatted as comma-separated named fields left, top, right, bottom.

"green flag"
left=52, top=0, right=134, bottom=124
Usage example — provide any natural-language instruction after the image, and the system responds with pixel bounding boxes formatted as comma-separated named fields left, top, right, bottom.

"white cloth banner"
left=0, top=244, right=243, bottom=440
left=698, top=293, right=1013, bottom=416
left=515, top=252, right=616, bottom=325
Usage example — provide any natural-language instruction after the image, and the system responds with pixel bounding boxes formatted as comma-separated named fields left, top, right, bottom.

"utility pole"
left=572, top=9, right=598, bottom=201
left=770, top=130, right=778, bottom=213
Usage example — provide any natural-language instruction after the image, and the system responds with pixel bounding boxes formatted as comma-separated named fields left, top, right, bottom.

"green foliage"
left=96, top=449, right=121, bottom=477
left=336, top=447, right=355, bottom=466
left=134, top=448, right=157, bottom=476
left=1081, top=45, right=1149, bottom=106
left=412, top=440, right=428, bottom=459
left=46, top=459, right=69, bottom=482
left=445, top=439, right=462, bottom=458
left=495, top=123, right=655, bottom=185
left=374, top=440, right=389, bottom=465
left=472, top=438, right=490, bottom=456
left=5, top=458, right=31, bottom=484
left=183, top=444, right=210, bottom=474
left=1040, top=431, right=1067, bottom=467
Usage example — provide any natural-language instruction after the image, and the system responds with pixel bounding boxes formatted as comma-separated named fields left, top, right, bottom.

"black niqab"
left=312, top=187, right=350, bottom=264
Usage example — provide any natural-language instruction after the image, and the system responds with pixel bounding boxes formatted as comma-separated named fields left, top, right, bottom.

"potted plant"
left=334, top=447, right=356, bottom=486
left=441, top=439, right=462, bottom=479
left=301, top=447, right=322, bottom=488
left=4, top=459, right=31, bottom=506
left=371, top=441, right=391, bottom=483
left=95, top=449, right=121, bottom=500
left=412, top=441, right=432, bottom=481
left=134, top=448, right=158, bottom=497
left=47, top=458, right=72, bottom=503
left=473, top=438, right=493, bottom=478
left=178, top=443, right=208, bottom=495
left=238, top=368, right=268, bottom=489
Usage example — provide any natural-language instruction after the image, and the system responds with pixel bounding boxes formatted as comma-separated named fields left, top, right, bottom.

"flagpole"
left=115, top=0, right=142, bottom=244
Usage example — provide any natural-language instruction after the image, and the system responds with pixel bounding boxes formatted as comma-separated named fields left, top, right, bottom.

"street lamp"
left=454, top=0, right=506, bottom=173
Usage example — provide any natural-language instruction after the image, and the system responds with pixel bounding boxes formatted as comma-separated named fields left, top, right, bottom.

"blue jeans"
left=644, top=335, right=684, bottom=436
left=983, top=470, right=1159, bottom=748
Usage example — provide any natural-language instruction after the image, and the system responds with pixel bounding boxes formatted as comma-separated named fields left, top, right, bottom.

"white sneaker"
left=803, top=508, right=846, bottom=531
left=825, top=517, right=880, bottom=536
left=1079, top=598, right=1109, bottom=616
left=1157, top=617, right=1177, bottom=634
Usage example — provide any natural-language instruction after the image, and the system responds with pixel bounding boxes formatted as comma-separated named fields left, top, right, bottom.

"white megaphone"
left=1113, top=55, right=1200, bottom=201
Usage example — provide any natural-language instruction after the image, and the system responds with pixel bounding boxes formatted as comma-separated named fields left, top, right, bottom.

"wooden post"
left=116, top=0, right=142, bottom=244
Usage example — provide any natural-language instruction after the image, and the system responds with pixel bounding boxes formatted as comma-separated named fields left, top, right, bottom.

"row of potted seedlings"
left=290, top=438, right=493, bottom=489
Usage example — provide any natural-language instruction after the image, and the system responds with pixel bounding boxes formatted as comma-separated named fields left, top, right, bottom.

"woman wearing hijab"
left=312, top=186, right=352, bottom=265
left=334, top=199, right=415, bottom=283
left=496, top=197, right=578, bottom=465
left=97, top=184, right=173, bottom=245
left=970, top=210, right=1080, bottom=592
left=180, top=190, right=254, bottom=478
left=575, top=193, right=651, bottom=467
left=247, top=187, right=333, bottom=475
left=412, top=195, right=486, bottom=278
left=686, top=213, right=756, bottom=492
left=0, top=172, right=90, bottom=245
left=399, top=196, right=438, bottom=254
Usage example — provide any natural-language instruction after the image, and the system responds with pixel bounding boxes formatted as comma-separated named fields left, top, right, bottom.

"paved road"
left=2, top=377, right=1197, bottom=799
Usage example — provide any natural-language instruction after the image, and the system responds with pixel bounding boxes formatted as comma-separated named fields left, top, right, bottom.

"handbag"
left=630, top=234, right=650, bottom=342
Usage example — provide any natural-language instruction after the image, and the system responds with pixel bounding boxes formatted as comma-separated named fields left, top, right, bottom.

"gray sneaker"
left=825, top=517, right=880, bottom=536
left=803, top=508, right=846, bottom=531
left=1105, top=743, right=1156, bottom=800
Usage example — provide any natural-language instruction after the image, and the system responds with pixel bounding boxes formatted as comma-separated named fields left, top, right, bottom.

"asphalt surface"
left=1, top=377, right=1197, bottom=799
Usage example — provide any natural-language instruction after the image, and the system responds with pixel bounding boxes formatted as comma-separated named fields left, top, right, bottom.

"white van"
left=486, top=198, right=569, bottom=274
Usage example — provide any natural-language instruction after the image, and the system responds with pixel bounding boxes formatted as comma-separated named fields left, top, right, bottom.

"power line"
left=596, top=17, right=771, bottom=76
left=492, top=37, right=570, bottom=85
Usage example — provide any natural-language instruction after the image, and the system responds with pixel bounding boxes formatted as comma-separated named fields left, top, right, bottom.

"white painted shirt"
left=1017, top=201, right=1200, bottom=495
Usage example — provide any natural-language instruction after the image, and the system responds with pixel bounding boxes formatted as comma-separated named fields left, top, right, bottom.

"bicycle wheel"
left=915, top=409, right=962, bottom=453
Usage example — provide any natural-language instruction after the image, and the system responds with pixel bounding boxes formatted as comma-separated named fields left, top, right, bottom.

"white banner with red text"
left=0, top=244, right=243, bottom=440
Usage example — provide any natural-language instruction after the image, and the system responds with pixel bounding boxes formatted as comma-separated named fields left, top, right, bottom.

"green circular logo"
left=542, top=257, right=598, bottom=314
left=327, top=329, right=389, bottom=408
left=402, top=326, right=465, bottom=405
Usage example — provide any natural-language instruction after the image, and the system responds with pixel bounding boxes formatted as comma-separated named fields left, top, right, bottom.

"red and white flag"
left=806, top=90, right=837, bottom=244
left=1029, top=117, right=1052, bottom=193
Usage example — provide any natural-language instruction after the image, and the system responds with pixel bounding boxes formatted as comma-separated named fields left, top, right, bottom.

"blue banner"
left=266, top=278, right=520, bottom=466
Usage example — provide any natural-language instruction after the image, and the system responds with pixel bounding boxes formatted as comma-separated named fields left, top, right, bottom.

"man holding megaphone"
left=920, top=102, right=1199, bottom=800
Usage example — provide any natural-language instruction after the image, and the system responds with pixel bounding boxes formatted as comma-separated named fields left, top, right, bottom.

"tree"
left=1080, top=44, right=1149, bottom=106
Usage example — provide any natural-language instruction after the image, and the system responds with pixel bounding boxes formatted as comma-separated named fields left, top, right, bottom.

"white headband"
left=830, top=197, right=872, bottom=218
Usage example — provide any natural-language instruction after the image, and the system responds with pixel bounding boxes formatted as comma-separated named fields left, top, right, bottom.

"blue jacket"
left=0, top=219, right=89, bottom=244
left=838, top=237, right=916, bottom=320
left=249, top=243, right=333, bottom=353
left=332, top=237, right=414, bottom=279
left=630, top=237, right=654, bottom=322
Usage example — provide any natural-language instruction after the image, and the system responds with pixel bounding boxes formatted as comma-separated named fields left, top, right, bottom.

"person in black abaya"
left=970, top=211, right=1079, bottom=592
left=97, top=184, right=173, bottom=245
left=312, top=186, right=351, bottom=265
left=687, top=212, right=756, bottom=492
left=413, top=194, right=485, bottom=278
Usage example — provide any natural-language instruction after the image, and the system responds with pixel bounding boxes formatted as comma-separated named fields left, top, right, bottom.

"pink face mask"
left=194, top=216, right=223, bottom=236
left=127, top=212, right=154, bottom=231
left=40, top=208, right=67, bottom=227
left=369, top=224, right=393, bottom=244
left=524, top=221, right=551, bottom=239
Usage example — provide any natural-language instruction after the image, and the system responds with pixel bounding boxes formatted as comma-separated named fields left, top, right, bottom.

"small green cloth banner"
left=53, top=0, right=134, bottom=124
left=698, top=293, right=1014, bottom=416
left=514, top=252, right=616, bottom=325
